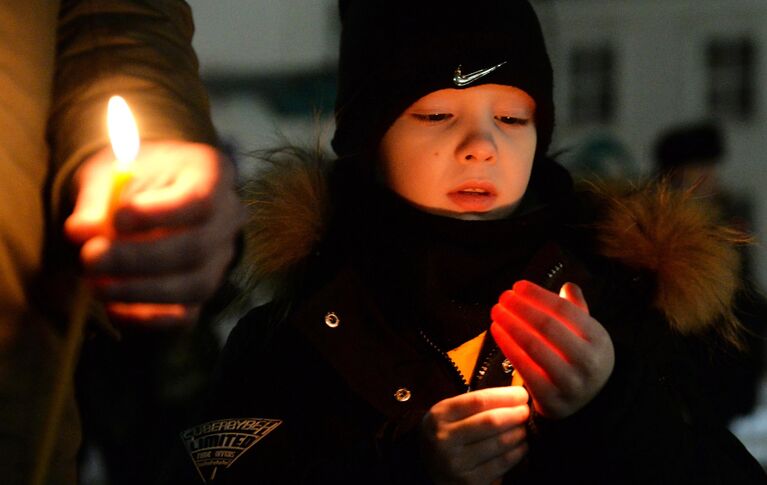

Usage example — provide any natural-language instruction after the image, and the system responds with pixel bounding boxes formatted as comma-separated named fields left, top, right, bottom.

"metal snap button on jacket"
left=324, top=312, right=340, bottom=328
left=502, top=358, right=514, bottom=374
left=394, top=388, right=411, bottom=402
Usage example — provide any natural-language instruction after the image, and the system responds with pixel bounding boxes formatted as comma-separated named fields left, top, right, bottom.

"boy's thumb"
left=559, top=282, right=589, bottom=313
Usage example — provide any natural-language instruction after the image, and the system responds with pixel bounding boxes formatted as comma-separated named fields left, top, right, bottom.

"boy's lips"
left=447, top=181, right=498, bottom=212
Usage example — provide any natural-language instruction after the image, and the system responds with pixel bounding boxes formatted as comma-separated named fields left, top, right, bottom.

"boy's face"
left=379, top=84, right=537, bottom=220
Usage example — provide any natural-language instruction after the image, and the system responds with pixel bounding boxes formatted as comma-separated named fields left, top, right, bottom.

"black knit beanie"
left=331, top=0, right=555, bottom=162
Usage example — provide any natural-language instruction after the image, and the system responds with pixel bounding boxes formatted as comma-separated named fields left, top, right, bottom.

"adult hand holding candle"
left=65, top=97, right=244, bottom=326
left=490, top=280, right=615, bottom=419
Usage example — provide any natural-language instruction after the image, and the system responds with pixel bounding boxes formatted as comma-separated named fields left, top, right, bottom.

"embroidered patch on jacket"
left=180, top=417, right=282, bottom=483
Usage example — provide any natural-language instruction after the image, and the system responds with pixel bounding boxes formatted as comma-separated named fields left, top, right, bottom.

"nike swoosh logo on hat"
left=453, top=61, right=508, bottom=87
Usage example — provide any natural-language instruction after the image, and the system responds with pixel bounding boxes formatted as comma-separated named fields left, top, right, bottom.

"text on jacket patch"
left=181, top=418, right=283, bottom=483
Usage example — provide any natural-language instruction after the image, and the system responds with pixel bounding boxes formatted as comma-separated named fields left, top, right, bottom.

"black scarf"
left=349, top=158, right=573, bottom=351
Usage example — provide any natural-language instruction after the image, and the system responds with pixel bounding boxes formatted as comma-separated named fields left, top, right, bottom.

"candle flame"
left=107, top=95, right=139, bottom=170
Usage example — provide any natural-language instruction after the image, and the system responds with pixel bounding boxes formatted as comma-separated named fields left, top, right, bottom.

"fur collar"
left=239, top=147, right=748, bottom=344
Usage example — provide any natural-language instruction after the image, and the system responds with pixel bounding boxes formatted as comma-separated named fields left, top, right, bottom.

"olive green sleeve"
left=48, top=0, right=217, bottom=222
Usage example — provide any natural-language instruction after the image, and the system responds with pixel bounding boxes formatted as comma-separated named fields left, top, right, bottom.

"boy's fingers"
left=493, top=295, right=589, bottom=357
left=489, top=322, right=554, bottom=403
left=491, top=304, right=584, bottom=385
left=502, top=281, right=593, bottom=340
left=490, top=322, right=549, bottom=389
left=445, top=426, right=528, bottom=479
left=430, top=386, right=529, bottom=422
left=443, top=406, right=530, bottom=445
left=464, top=441, right=529, bottom=484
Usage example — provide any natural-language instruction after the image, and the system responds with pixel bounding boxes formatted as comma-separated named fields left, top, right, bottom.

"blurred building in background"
left=187, top=0, right=338, bottom=178
left=183, top=0, right=767, bottom=467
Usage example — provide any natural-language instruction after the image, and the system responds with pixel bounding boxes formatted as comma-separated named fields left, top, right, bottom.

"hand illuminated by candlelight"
left=420, top=386, right=530, bottom=485
left=65, top=140, right=244, bottom=326
left=490, top=281, right=614, bottom=419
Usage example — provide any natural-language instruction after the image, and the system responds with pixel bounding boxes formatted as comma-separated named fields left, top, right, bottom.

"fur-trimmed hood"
left=239, top=147, right=749, bottom=344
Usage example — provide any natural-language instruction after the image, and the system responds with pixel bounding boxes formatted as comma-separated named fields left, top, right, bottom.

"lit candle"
left=106, top=95, right=139, bottom=228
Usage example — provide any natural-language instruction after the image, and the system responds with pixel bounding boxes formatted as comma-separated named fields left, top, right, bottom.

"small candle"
left=106, top=95, right=139, bottom=227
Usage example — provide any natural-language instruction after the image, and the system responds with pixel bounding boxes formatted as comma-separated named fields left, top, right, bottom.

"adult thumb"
left=64, top=157, right=113, bottom=244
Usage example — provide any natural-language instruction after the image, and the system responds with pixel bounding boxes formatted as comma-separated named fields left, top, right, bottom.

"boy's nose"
left=457, top=131, right=497, bottom=164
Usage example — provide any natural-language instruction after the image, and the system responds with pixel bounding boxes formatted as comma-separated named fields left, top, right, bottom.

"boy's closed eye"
left=410, top=113, right=529, bottom=125
left=496, top=116, right=530, bottom=126
left=412, top=113, right=453, bottom=122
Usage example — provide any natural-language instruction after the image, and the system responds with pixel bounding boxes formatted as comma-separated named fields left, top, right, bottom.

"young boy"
left=177, top=1, right=767, bottom=483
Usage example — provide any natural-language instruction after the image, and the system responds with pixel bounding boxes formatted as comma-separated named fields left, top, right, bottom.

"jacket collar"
left=240, top=147, right=747, bottom=342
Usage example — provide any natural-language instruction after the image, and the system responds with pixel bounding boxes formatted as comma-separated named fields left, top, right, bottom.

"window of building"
left=706, top=37, right=757, bottom=121
left=568, top=44, right=616, bottom=125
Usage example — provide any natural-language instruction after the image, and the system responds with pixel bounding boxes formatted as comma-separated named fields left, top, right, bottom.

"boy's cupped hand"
left=490, top=280, right=614, bottom=419
left=421, top=386, right=530, bottom=485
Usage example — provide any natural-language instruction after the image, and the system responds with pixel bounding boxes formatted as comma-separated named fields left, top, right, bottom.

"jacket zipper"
left=473, top=345, right=498, bottom=386
left=418, top=259, right=566, bottom=394
left=418, top=329, right=471, bottom=392
left=546, top=261, right=565, bottom=282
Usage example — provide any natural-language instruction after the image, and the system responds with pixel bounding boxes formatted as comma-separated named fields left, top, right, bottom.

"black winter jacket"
left=175, top=154, right=767, bottom=484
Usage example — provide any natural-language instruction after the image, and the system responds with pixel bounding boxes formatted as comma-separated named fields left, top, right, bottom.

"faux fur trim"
left=588, top=179, right=749, bottom=344
left=240, top=149, right=749, bottom=342
left=238, top=145, right=331, bottom=294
